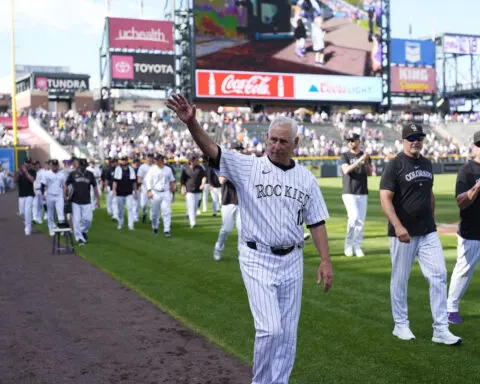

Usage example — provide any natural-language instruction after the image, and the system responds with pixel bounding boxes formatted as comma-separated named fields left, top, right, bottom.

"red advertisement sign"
left=109, top=18, right=174, bottom=51
left=0, top=116, right=29, bottom=129
left=391, top=66, right=436, bottom=94
left=196, top=70, right=295, bottom=99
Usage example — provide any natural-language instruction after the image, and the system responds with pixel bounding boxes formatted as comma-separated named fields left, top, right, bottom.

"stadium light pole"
left=10, top=0, right=19, bottom=170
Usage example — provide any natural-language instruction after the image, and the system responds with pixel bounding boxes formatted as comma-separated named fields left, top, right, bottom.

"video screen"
left=194, top=0, right=383, bottom=77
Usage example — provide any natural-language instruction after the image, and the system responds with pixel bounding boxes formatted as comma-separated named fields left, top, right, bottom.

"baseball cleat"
left=82, top=232, right=88, bottom=243
left=432, top=330, right=462, bottom=345
left=164, top=232, right=172, bottom=238
left=344, top=246, right=353, bottom=257
left=142, top=213, right=147, bottom=224
left=354, top=247, right=365, bottom=257
left=448, top=312, right=464, bottom=324
left=393, top=326, right=416, bottom=340
left=153, top=228, right=158, bottom=236
left=303, top=233, right=311, bottom=241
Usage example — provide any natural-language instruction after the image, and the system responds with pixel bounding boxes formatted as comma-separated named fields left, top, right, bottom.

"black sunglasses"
left=347, top=139, right=358, bottom=143
left=406, top=135, right=425, bottom=142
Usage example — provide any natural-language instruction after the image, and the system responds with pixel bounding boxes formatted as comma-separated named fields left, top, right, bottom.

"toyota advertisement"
left=110, top=53, right=175, bottom=89
left=390, top=66, right=436, bottom=94
left=108, top=17, right=174, bottom=51
left=195, top=0, right=383, bottom=78
left=390, top=39, right=435, bottom=66
left=196, top=70, right=382, bottom=102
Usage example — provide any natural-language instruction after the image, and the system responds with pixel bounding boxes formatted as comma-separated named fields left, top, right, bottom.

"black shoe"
left=142, top=213, right=147, bottom=224
left=78, top=239, right=85, bottom=247
left=82, top=232, right=88, bottom=243
left=57, top=221, right=70, bottom=229
left=153, top=228, right=158, bottom=236
left=212, top=213, right=217, bottom=217
left=164, top=232, right=172, bottom=238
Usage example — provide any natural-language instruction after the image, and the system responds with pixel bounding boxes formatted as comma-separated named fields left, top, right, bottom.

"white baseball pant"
left=215, top=204, right=240, bottom=249
left=210, top=187, right=222, bottom=215
left=447, top=236, right=480, bottom=312
left=0, top=179, right=5, bottom=194
left=72, top=203, right=93, bottom=242
left=202, top=183, right=210, bottom=212
left=116, top=195, right=135, bottom=230
left=389, top=232, right=449, bottom=331
left=33, top=190, right=43, bottom=223
left=239, top=243, right=303, bottom=384
left=106, top=186, right=113, bottom=216
left=18, top=196, right=33, bottom=235
left=342, top=194, right=367, bottom=248
left=46, top=195, right=65, bottom=232
left=149, top=191, right=172, bottom=233
left=186, top=192, right=201, bottom=227
left=90, top=186, right=97, bottom=211
left=140, top=188, right=149, bottom=218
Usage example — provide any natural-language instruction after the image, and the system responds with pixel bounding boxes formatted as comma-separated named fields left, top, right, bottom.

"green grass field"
left=52, top=174, right=480, bottom=383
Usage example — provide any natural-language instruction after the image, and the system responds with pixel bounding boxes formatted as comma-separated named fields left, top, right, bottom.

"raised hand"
left=166, top=94, right=196, bottom=124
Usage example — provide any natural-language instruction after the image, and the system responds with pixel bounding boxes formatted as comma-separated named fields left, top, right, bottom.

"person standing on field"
left=112, top=156, right=137, bottom=230
left=447, top=131, right=480, bottom=324
left=341, top=132, right=372, bottom=257
left=379, top=123, right=461, bottom=345
left=167, top=93, right=333, bottom=384
left=180, top=154, right=205, bottom=228
left=16, top=158, right=36, bottom=236
left=137, top=153, right=154, bottom=224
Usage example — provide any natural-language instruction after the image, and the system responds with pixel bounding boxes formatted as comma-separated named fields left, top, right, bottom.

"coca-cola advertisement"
left=195, top=0, right=383, bottom=78
left=109, top=17, right=174, bottom=51
left=196, top=70, right=295, bottom=99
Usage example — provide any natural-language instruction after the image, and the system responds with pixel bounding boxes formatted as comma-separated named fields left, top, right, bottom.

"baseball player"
left=201, top=155, right=210, bottom=213
left=167, top=94, right=333, bottom=384
left=65, top=158, right=100, bottom=246
left=112, top=156, right=137, bottom=230
left=213, top=177, right=240, bottom=260
left=0, top=167, right=6, bottom=194
left=341, top=132, right=372, bottom=257
left=137, top=153, right=154, bottom=223
left=41, top=159, right=67, bottom=236
left=87, top=159, right=102, bottom=211
left=447, top=131, right=480, bottom=324
left=206, top=163, right=222, bottom=216
left=32, top=161, right=44, bottom=224
left=101, top=158, right=114, bottom=217
left=16, top=158, right=36, bottom=235
left=144, top=154, right=176, bottom=237
left=180, top=154, right=206, bottom=228
left=379, top=123, right=461, bottom=345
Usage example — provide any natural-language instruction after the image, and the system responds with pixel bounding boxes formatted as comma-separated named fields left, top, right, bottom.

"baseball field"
left=57, top=173, right=480, bottom=383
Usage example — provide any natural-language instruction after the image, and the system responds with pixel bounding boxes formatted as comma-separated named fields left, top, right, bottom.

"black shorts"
left=64, top=201, right=72, bottom=214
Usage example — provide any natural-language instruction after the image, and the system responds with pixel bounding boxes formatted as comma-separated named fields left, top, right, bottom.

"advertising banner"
left=108, top=17, right=174, bottom=51
left=390, top=39, right=435, bottom=66
left=443, top=34, right=480, bottom=55
left=111, top=53, right=175, bottom=85
left=0, top=148, right=15, bottom=173
left=196, top=70, right=295, bottom=99
left=294, top=74, right=382, bottom=102
left=33, top=76, right=89, bottom=92
left=390, top=66, right=436, bottom=94
left=0, top=116, right=29, bottom=129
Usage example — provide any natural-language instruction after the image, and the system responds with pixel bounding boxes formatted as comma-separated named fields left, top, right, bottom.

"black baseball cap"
left=473, top=131, right=480, bottom=146
left=188, top=153, right=199, bottom=162
left=133, top=158, right=141, bottom=163
left=345, top=132, right=360, bottom=141
left=146, top=153, right=154, bottom=158
left=24, top=158, right=32, bottom=164
left=155, top=154, right=165, bottom=161
left=402, top=123, right=426, bottom=139
left=50, top=159, right=59, bottom=166
left=79, top=159, right=88, bottom=167
left=120, top=155, right=128, bottom=161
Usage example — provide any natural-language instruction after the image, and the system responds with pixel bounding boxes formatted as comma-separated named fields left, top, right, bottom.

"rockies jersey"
left=341, top=151, right=370, bottom=195
left=144, top=165, right=166, bottom=192
left=214, top=147, right=329, bottom=246
left=137, top=163, right=152, bottom=186
left=380, top=152, right=435, bottom=237
left=18, top=169, right=36, bottom=197
left=42, top=170, right=65, bottom=196
left=66, top=169, right=97, bottom=205
left=114, top=165, right=136, bottom=196
left=456, top=160, right=480, bottom=240
left=180, top=165, right=205, bottom=193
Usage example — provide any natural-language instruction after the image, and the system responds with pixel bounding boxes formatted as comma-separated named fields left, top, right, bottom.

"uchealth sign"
left=196, top=70, right=295, bottom=99
left=391, top=66, right=436, bottom=94
left=111, top=53, right=175, bottom=84
left=108, top=17, right=174, bottom=51
left=196, top=70, right=381, bottom=102
left=34, top=76, right=89, bottom=92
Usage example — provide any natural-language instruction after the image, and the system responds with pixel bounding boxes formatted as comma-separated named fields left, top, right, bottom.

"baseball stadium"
left=2, top=1, right=480, bottom=384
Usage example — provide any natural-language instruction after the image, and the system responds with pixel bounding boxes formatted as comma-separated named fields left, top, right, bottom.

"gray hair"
left=267, top=116, right=298, bottom=140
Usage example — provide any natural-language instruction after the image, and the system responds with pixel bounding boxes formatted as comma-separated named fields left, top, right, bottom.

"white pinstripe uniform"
left=447, top=161, right=480, bottom=316
left=86, top=165, right=101, bottom=210
left=137, top=162, right=152, bottom=219
left=41, top=169, right=66, bottom=234
left=216, top=147, right=329, bottom=384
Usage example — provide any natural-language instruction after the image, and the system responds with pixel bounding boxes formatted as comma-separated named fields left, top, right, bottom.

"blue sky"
left=0, top=0, right=478, bottom=90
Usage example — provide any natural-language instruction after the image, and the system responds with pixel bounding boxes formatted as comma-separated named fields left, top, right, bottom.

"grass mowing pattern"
left=44, top=174, right=480, bottom=383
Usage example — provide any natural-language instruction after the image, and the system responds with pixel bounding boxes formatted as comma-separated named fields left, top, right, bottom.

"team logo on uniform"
left=410, top=124, right=418, bottom=132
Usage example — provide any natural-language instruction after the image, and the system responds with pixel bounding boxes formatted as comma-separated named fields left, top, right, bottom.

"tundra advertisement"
left=108, top=17, right=174, bottom=51
left=111, top=53, right=175, bottom=87
left=33, top=75, right=89, bottom=92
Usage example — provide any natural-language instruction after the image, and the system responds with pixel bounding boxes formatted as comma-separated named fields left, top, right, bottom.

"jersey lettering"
left=405, top=170, right=433, bottom=181
left=255, top=183, right=310, bottom=205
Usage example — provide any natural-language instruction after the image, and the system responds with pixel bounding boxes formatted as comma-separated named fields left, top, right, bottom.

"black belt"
left=246, top=241, right=302, bottom=256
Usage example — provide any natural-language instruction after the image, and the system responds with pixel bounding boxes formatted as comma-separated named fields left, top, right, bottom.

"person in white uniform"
left=167, top=94, right=333, bottom=384
left=112, top=156, right=137, bottom=230
left=41, top=159, right=67, bottom=236
left=32, top=161, right=44, bottom=224
left=137, top=153, right=154, bottom=224
left=341, top=132, right=372, bottom=257
left=145, top=154, right=176, bottom=237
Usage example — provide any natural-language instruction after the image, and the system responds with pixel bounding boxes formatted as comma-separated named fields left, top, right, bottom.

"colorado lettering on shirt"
left=255, top=184, right=310, bottom=206
left=404, top=169, right=433, bottom=181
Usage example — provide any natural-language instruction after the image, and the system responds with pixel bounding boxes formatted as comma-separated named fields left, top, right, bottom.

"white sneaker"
left=432, top=329, right=462, bottom=345
left=49, top=230, right=55, bottom=237
left=393, top=326, right=416, bottom=340
left=213, top=244, right=224, bottom=261
left=354, top=247, right=365, bottom=257
left=344, top=246, right=353, bottom=257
